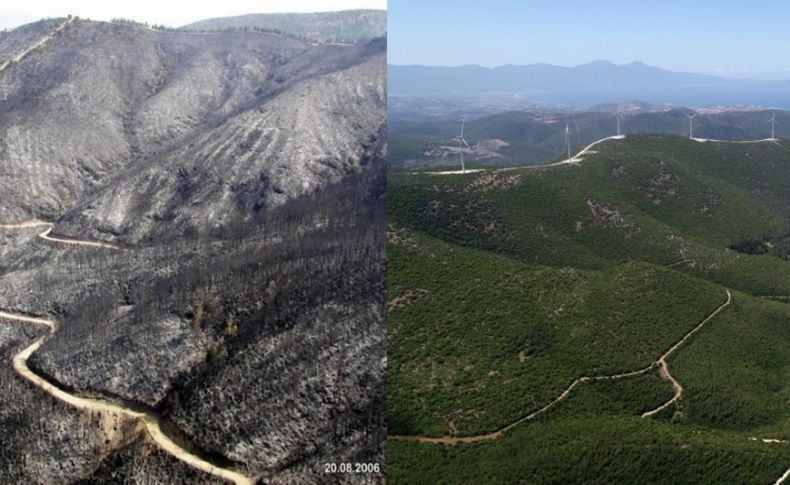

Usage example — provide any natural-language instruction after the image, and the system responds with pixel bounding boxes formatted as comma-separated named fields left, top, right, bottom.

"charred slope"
left=4, top=164, right=387, bottom=482
left=0, top=18, right=304, bottom=220
left=59, top=38, right=386, bottom=244
left=0, top=16, right=385, bottom=484
left=0, top=18, right=385, bottom=239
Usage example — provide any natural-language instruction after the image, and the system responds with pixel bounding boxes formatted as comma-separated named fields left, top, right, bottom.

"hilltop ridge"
left=0, top=17, right=386, bottom=244
left=182, top=9, right=387, bottom=43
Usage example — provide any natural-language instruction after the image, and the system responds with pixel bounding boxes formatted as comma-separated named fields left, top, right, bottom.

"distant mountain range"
left=182, top=10, right=386, bottom=43
left=389, top=61, right=728, bottom=95
left=389, top=61, right=790, bottom=108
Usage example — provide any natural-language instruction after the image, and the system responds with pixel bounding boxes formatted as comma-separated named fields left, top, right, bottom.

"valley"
left=0, top=14, right=386, bottom=483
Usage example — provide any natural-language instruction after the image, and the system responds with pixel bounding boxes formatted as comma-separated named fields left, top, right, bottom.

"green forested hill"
left=389, top=109, right=790, bottom=169
left=388, top=135, right=790, bottom=483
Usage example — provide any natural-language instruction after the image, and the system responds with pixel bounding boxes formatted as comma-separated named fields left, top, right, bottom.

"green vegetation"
left=389, top=230, right=723, bottom=436
left=388, top=109, right=790, bottom=169
left=730, top=238, right=769, bottom=255
left=390, top=135, right=790, bottom=292
left=389, top=416, right=790, bottom=484
left=388, top=134, right=790, bottom=483
left=672, top=293, right=790, bottom=433
left=536, top=369, right=675, bottom=420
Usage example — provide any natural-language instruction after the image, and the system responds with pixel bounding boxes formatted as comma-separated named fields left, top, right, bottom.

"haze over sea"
left=519, top=84, right=790, bottom=109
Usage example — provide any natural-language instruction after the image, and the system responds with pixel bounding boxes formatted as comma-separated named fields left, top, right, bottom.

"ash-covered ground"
left=0, top=16, right=386, bottom=484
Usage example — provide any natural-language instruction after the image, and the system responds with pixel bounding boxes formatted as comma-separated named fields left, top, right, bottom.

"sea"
left=519, top=83, right=790, bottom=110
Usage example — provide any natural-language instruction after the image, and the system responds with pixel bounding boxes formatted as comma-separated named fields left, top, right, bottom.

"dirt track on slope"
left=389, top=289, right=732, bottom=445
left=0, top=18, right=73, bottom=73
left=0, top=220, right=119, bottom=249
left=641, top=289, right=731, bottom=417
left=0, top=222, right=254, bottom=484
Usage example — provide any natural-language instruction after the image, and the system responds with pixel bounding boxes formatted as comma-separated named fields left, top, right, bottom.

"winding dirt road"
left=0, top=220, right=119, bottom=249
left=0, top=222, right=254, bottom=484
left=772, top=140, right=790, bottom=153
left=693, top=137, right=776, bottom=144
left=424, top=132, right=790, bottom=177
left=424, top=169, right=485, bottom=176
left=665, top=259, right=695, bottom=268
left=421, top=135, right=628, bottom=176
left=692, top=137, right=790, bottom=160
left=560, top=134, right=626, bottom=164
left=389, top=289, right=731, bottom=445
left=642, top=289, right=732, bottom=417
left=496, top=135, right=628, bottom=173
left=776, top=467, right=790, bottom=485
left=547, top=133, right=783, bottom=166
left=773, top=377, right=790, bottom=484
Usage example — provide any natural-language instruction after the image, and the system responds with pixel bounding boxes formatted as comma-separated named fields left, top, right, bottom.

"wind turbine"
left=686, top=113, right=698, bottom=139
left=453, top=117, right=471, bottom=173
left=564, top=124, right=572, bottom=161
left=770, top=111, right=778, bottom=140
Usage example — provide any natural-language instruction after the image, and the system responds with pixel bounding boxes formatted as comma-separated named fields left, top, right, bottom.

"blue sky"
left=389, top=0, right=790, bottom=79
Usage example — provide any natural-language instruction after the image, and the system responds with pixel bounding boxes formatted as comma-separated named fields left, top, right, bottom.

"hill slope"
left=0, top=16, right=386, bottom=483
left=388, top=135, right=790, bottom=483
left=389, top=109, right=790, bottom=169
left=0, top=18, right=386, bottom=244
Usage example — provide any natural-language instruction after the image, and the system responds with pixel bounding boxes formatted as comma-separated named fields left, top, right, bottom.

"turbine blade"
left=462, top=138, right=471, bottom=149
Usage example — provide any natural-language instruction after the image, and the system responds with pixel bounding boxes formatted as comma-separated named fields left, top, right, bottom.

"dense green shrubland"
left=388, top=135, right=790, bottom=483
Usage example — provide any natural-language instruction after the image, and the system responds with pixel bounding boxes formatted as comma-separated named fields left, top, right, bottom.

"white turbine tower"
left=686, top=113, right=698, bottom=139
left=453, top=117, right=471, bottom=173
left=770, top=111, right=778, bottom=140
left=564, top=124, right=572, bottom=161
left=616, top=104, right=624, bottom=137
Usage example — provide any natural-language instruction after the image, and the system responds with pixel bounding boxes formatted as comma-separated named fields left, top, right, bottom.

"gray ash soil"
left=0, top=321, right=112, bottom=483
left=0, top=16, right=385, bottom=483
